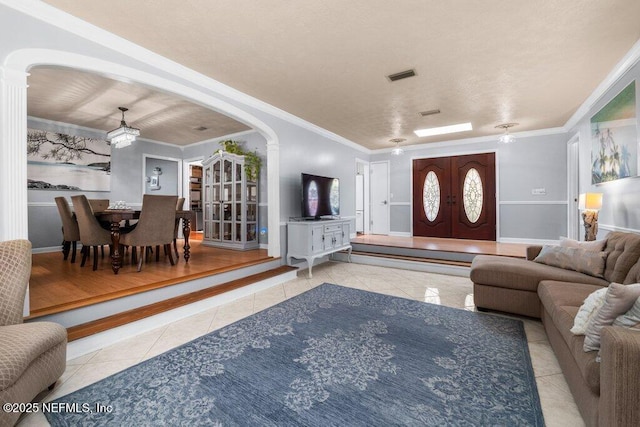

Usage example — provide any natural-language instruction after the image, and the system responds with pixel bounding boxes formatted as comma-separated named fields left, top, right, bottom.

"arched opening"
left=2, top=48, right=280, bottom=259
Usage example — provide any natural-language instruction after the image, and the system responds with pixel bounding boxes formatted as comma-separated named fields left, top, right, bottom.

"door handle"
left=381, top=200, right=388, bottom=205
left=451, top=195, right=457, bottom=205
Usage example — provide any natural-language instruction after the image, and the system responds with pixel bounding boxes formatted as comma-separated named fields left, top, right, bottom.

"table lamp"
left=578, top=193, right=603, bottom=241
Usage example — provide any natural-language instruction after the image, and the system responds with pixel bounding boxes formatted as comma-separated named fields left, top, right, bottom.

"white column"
left=266, top=138, right=280, bottom=258
left=0, top=66, right=29, bottom=240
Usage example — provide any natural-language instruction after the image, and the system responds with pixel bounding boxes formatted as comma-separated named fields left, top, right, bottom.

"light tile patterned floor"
left=19, top=261, right=585, bottom=426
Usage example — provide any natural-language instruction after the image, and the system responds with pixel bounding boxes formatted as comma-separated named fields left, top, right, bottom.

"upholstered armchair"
left=54, top=197, right=80, bottom=263
left=0, top=240, right=67, bottom=427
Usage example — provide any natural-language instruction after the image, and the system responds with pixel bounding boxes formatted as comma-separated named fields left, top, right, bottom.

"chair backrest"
left=174, top=198, right=186, bottom=237
left=71, top=195, right=111, bottom=246
left=125, top=195, right=178, bottom=246
left=88, top=199, right=110, bottom=213
left=0, top=239, right=31, bottom=326
left=54, top=197, right=80, bottom=241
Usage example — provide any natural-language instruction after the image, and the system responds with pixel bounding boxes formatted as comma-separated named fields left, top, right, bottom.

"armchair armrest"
left=525, top=245, right=543, bottom=261
left=599, top=326, right=640, bottom=426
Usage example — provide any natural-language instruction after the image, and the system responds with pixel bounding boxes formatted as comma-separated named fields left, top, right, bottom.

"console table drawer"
left=324, top=224, right=342, bottom=233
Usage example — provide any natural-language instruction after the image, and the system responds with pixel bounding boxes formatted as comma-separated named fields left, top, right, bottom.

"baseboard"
left=599, top=224, right=640, bottom=234
left=388, top=232, right=411, bottom=237
left=32, top=246, right=66, bottom=254
left=498, top=237, right=559, bottom=245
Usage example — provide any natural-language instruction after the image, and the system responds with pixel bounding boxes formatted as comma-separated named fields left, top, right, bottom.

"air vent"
left=194, top=126, right=208, bottom=131
left=387, top=69, right=416, bottom=82
left=419, top=109, right=441, bottom=117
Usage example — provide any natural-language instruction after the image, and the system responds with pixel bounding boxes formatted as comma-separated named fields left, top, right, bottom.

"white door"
left=370, top=161, right=390, bottom=234
left=567, top=136, right=580, bottom=240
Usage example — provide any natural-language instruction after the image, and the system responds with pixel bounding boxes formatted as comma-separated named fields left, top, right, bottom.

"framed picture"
left=149, top=175, right=160, bottom=190
left=27, top=129, right=111, bottom=191
left=591, top=80, right=637, bottom=184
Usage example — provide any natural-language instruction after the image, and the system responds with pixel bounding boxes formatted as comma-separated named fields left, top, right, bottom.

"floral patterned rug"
left=46, top=284, right=544, bottom=426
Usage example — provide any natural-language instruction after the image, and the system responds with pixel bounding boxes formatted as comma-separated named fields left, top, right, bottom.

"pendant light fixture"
left=390, top=138, right=405, bottom=155
left=107, top=107, right=140, bottom=148
left=495, top=123, right=518, bottom=144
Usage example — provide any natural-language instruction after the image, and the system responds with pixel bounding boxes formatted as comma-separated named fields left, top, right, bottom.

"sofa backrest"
left=603, top=232, right=640, bottom=283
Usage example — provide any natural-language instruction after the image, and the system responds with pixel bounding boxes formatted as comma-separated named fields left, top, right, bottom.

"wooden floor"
left=350, top=234, right=527, bottom=258
left=28, top=239, right=272, bottom=319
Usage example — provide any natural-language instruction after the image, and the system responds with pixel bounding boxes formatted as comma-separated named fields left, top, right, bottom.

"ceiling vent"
left=194, top=126, right=208, bottom=131
left=387, top=69, right=416, bottom=82
left=419, top=109, right=441, bottom=117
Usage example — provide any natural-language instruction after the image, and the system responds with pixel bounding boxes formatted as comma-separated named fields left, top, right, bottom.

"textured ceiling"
left=27, top=67, right=250, bottom=145
left=41, top=0, right=640, bottom=149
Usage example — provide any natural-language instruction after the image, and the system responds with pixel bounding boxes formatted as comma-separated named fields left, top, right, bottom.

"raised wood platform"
left=349, top=235, right=527, bottom=264
left=28, top=240, right=274, bottom=319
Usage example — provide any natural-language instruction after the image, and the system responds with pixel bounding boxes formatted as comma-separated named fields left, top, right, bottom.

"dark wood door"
left=412, top=157, right=451, bottom=237
left=413, top=153, right=496, bottom=240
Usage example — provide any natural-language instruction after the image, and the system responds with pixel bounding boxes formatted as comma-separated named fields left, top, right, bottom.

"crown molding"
left=564, top=37, right=640, bottom=131
left=1, top=0, right=367, bottom=154
left=184, top=130, right=260, bottom=150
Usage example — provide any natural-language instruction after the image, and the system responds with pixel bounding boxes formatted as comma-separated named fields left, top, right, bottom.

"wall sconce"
left=578, top=193, right=603, bottom=241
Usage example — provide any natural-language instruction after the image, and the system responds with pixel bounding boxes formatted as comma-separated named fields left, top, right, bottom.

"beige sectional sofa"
left=470, top=231, right=640, bottom=427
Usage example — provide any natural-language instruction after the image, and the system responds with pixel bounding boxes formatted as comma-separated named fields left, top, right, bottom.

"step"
left=66, top=265, right=297, bottom=342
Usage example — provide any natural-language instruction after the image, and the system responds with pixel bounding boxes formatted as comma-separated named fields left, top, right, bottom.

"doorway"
left=413, top=153, right=496, bottom=240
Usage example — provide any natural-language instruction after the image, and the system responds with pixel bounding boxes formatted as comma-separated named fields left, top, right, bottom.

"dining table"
left=96, top=209, right=196, bottom=274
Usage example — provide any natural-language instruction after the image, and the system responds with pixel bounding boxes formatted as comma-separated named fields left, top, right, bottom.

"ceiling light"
left=414, top=122, right=473, bottom=138
left=495, top=123, right=519, bottom=144
left=390, top=138, right=405, bottom=155
left=107, top=107, right=140, bottom=148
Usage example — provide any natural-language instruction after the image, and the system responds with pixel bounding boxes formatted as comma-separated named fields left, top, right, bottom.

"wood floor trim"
left=350, top=251, right=472, bottom=267
left=66, top=265, right=297, bottom=342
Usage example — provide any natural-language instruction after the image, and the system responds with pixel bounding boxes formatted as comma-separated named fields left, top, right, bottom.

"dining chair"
left=71, top=195, right=112, bottom=271
left=121, top=195, right=178, bottom=272
left=54, top=197, right=80, bottom=263
left=172, top=197, right=186, bottom=260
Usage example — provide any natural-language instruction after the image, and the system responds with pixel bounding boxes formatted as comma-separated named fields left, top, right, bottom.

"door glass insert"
left=463, top=168, right=483, bottom=223
left=422, top=171, right=440, bottom=222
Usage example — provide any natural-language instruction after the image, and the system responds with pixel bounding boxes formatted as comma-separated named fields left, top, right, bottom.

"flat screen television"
left=301, top=173, right=340, bottom=219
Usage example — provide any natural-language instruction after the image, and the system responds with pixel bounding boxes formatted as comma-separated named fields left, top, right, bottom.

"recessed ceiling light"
left=414, top=122, right=473, bottom=138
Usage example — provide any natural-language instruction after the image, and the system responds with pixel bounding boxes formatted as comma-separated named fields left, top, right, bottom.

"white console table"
left=286, top=219, right=352, bottom=278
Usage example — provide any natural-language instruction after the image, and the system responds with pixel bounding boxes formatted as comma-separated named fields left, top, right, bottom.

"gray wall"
left=370, top=132, right=569, bottom=240
left=570, top=58, right=640, bottom=237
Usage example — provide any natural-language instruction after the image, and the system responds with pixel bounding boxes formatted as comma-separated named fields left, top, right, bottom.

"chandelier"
left=390, top=138, right=405, bottom=155
left=107, top=107, right=140, bottom=148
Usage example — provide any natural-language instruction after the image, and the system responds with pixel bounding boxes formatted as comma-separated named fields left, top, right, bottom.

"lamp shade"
left=578, top=193, right=603, bottom=210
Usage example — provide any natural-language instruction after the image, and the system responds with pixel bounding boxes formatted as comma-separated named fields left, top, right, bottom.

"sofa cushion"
left=560, top=236, right=607, bottom=252
left=571, top=287, right=608, bottom=335
left=583, top=283, right=640, bottom=352
left=534, top=246, right=607, bottom=278
left=470, top=255, right=609, bottom=292
left=613, top=296, right=640, bottom=328
left=0, top=322, right=67, bottom=390
left=602, top=232, right=640, bottom=284
left=538, top=281, right=603, bottom=394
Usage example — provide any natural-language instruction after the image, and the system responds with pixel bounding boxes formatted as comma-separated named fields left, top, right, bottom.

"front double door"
left=412, top=153, right=496, bottom=240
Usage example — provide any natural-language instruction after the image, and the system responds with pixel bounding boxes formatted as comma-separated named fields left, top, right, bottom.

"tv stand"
left=286, top=218, right=352, bottom=278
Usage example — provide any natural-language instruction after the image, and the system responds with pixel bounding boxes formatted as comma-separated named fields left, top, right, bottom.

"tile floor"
left=19, top=261, right=585, bottom=426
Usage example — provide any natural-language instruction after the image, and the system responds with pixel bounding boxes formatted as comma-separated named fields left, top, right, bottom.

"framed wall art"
left=27, top=129, right=111, bottom=191
left=591, top=80, right=637, bottom=184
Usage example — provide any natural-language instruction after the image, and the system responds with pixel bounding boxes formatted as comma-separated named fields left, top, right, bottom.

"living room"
left=2, top=1, right=640, bottom=426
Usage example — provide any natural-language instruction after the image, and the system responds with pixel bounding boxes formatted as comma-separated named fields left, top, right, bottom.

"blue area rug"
left=47, top=284, right=544, bottom=426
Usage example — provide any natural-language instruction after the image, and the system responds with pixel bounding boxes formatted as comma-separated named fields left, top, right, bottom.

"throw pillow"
left=583, top=283, right=640, bottom=352
left=570, top=287, right=608, bottom=335
left=534, top=245, right=607, bottom=278
left=612, top=295, right=640, bottom=329
left=559, top=236, right=607, bottom=252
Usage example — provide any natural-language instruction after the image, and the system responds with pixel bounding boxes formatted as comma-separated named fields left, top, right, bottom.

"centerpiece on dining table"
left=107, top=201, right=132, bottom=210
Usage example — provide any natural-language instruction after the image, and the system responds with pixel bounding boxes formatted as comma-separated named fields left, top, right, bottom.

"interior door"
left=413, top=157, right=451, bottom=237
left=370, top=161, right=390, bottom=234
left=413, top=153, right=496, bottom=240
